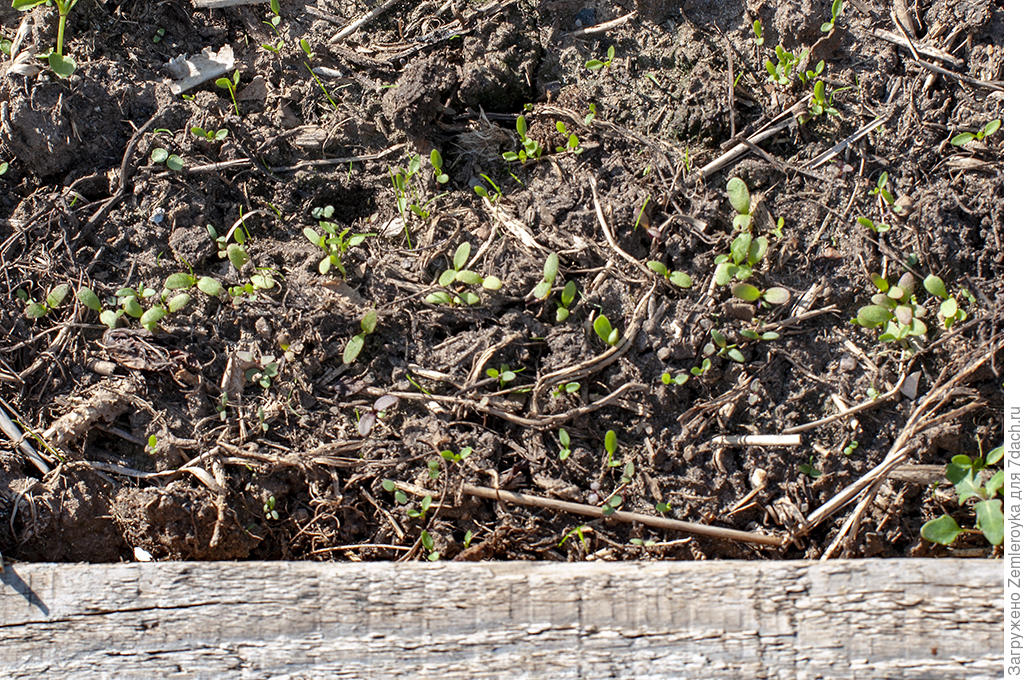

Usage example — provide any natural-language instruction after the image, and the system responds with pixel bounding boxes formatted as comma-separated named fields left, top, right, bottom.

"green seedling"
left=739, top=327, right=781, bottom=342
left=425, top=241, right=502, bottom=306
left=304, top=205, right=369, bottom=276
left=690, top=358, right=711, bottom=376
left=730, top=282, right=791, bottom=305
left=381, top=478, right=408, bottom=504
left=558, top=525, right=588, bottom=550
left=857, top=216, right=891, bottom=234
left=228, top=269, right=277, bottom=300
left=76, top=286, right=102, bottom=314
left=262, top=37, right=284, bottom=54
left=503, top=115, right=543, bottom=163
left=343, top=310, right=378, bottom=364
left=821, top=0, right=843, bottom=32
left=245, top=356, right=279, bottom=389
left=420, top=531, right=440, bottom=561
left=661, top=371, right=689, bottom=386
left=463, top=530, right=473, bottom=548
left=726, top=176, right=752, bottom=230
left=799, top=455, right=822, bottom=479
left=190, top=126, right=229, bottom=142
left=13, top=0, right=78, bottom=77
left=532, top=252, right=560, bottom=300
left=472, top=173, right=503, bottom=203
left=556, top=281, right=578, bottom=322
left=429, top=149, right=449, bottom=183
left=557, top=428, right=572, bottom=460
left=601, top=495, right=623, bottom=516
left=853, top=271, right=933, bottom=343
left=150, top=147, right=184, bottom=171
left=0, top=161, right=8, bottom=176
left=765, top=44, right=808, bottom=87
left=215, top=69, right=241, bottom=116
left=869, top=171, right=901, bottom=211
left=407, top=494, right=433, bottom=519
left=585, top=45, right=615, bottom=71
left=207, top=223, right=250, bottom=270
left=921, top=444, right=1003, bottom=546
left=145, top=434, right=158, bottom=455
left=923, top=273, right=968, bottom=329
left=656, top=501, right=672, bottom=513
left=950, top=119, right=1002, bottom=147
left=440, top=446, right=472, bottom=463
left=19, top=283, right=69, bottom=319
left=706, top=329, right=745, bottom=363
left=646, top=261, right=693, bottom=289
left=842, top=440, right=859, bottom=456
left=713, top=231, right=768, bottom=286
left=629, top=538, right=656, bottom=548
left=593, top=314, right=620, bottom=347
left=584, top=103, right=598, bottom=125
left=752, top=19, right=764, bottom=46
left=554, top=121, right=582, bottom=154
left=805, top=80, right=840, bottom=118
left=299, top=39, right=338, bottom=111
left=552, top=381, right=580, bottom=398
left=486, top=363, right=522, bottom=388
left=797, top=59, right=825, bottom=86
left=266, top=0, right=281, bottom=29
left=605, top=429, right=620, bottom=468
left=263, top=495, right=279, bottom=520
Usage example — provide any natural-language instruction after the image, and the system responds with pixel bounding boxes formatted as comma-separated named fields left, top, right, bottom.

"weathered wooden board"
left=0, top=559, right=1001, bottom=679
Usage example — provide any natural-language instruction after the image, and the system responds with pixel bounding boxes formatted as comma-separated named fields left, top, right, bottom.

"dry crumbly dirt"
left=0, top=0, right=1004, bottom=563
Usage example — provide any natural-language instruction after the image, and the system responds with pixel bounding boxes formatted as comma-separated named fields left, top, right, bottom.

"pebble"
left=840, top=354, right=857, bottom=372
left=150, top=207, right=165, bottom=225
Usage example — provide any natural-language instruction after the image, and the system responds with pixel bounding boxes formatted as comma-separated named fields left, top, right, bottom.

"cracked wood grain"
left=0, top=560, right=1001, bottom=679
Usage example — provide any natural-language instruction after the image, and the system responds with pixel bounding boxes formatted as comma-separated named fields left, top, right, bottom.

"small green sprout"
left=77, top=286, right=102, bottom=314
left=646, top=261, right=692, bottom=289
left=463, top=530, right=473, bottom=548
left=731, top=282, right=791, bottom=305
left=707, top=329, right=745, bottom=363
left=797, top=59, right=825, bottom=86
left=407, top=494, right=433, bottom=519
left=426, top=242, right=502, bottom=306
left=661, top=371, right=689, bottom=386
left=343, top=310, right=378, bottom=364
left=853, top=272, right=929, bottom=343
left=921, top=444, right=1003, bottom=546
left=207, top=223, right=250, bottom=270
left=690, top=358, right=711, bottom=376
left=190, top=126, right=229, bottom=142
left=593, top=314, right=620, bottom=347
left=556, top=281, right=577, bottom=322
left=713, top=231, right=768, bottom=286
left=554, top=121, right=582, bottom=154
left=805, top=80, right=839, bottom=118
left=821, top=0, right=842, bottom=32
left=557, top=428, right=572, bottom=460
left=440, top=446, right=472, bottom=463
left=245, top=357, right=279, bottom=389
left=739, top=328, right=781, bottom=342
left=799, top=455, right=822, bottom=479
left=0, top=161, right=8, bottom=176
left=14, top=0, right=78, bottom=77
left=842, top=440, right=859, bottom=456
left=429, top=149, right=449, bottom=183
left=923, top=274, right=968, bottom=329
left=951, top=119, right=1002, bottom=147
left=656, top=501, right=672, bottom=513
left=727, top=176, right=752, bottom=230
left=381, top=479, right=408, bottom=504
left=558, top=525, right=588, bottom=549
left=215, top=69, right=241, bottom=116
left=585, top=45, right=615, bottom=71
left=583, top=103, right=598, bottom=125
left=266, top=0, right=281, bottom=28
left=486, top=363, right=522, bottom=388
left=857, top=216, right=891, bottom=234
left=145, top=434, right=158, bottom=454
left=427, top=459, right=440, bottom=480
left=868, top=171, right=901, bottom=211
left=605, top=429, right=620, bottom=468
left=552, top=381, right=581, bottom=398
left=152, top=27, right=166, bottom=44
left=532, top=252, right=560, bottom=300
left=420, top=531, right=440, bottom=561
left=263, top=495, right=279, bottom=520
left=304, top=205, right=369, bottom=276
left=20, top=283, right=69, bottom=319
left=601, top=495, right=623, bottom=516
left=472, top=173, right=503, bottom=203
left=503, top=115, right=543, bottom=163
left=765, top=45, right=808, bottom=87
left=150, top=147, right=184, bottom=171
left=752, top=19, right=764, bottom=46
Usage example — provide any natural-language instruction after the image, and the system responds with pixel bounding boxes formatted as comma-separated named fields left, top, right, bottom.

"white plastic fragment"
left=133, top=546, right=154, bottom=562
left=166, top=45, right=234, bottom=95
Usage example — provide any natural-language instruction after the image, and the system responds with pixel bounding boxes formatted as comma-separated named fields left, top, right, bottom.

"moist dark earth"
left=0, top=0, right=1004, bottom=562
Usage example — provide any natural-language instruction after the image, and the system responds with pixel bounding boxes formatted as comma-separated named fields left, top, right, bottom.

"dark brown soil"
left=0, top=0, right=1003, bottom=563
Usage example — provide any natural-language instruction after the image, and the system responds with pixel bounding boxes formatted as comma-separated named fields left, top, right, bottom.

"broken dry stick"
left=709, top=434, right=802, bottom=447
left=461, top=484, right=784, bottom=547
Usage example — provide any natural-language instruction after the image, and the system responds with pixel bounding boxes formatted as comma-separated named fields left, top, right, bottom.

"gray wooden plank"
left=0, top=560, right=1002, bottom=679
